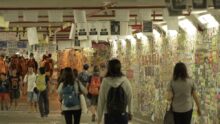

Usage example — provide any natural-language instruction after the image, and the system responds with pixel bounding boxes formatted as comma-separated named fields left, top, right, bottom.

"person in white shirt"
left=24, top=67, right=38, bottom=112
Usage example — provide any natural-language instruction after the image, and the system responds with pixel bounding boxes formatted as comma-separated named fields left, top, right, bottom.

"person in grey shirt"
left=167, top=62, right=201, bottom=124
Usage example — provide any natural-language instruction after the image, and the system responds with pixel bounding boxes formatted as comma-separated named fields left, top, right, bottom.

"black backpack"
left=107, top=82, right=128, bottom=115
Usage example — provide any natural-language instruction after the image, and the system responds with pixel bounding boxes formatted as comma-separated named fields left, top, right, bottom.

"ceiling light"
left=179, top=19, right=197, bottom=35
left=198, top=14, right=219, bottom=28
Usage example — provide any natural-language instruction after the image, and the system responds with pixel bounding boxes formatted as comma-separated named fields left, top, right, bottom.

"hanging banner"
left=115, top=10, right=130, bottom=21
left=77, top=23, right=88, bottom=40
left=69, top=23, right=76, bottom=39
left=120, top=22, right=128, bottom=36
left=171, top=0, right=187, bottom=10
left=111, top=21, right=120, bottom=35
left=0, top=41, right=7, bottom=48
left=143, top=21, right=153, bottom=33
left=138, top=9, right=152, bottom=21
left=98, top=21, right=110, bottom=41
left=23, top=11, right=38, bottom=22
left=27, top=27, right=39, bottom=45
left=88, top=21, right=98, bottom=40
left=74, top=10, right=87, bottom=23
left=192, top=0, right=207, bottom=9
left=167, top=17, right=179, bottom=30
left=213, top=0, right=220, bottom=9
left=48, top=10, right=63, bottom=22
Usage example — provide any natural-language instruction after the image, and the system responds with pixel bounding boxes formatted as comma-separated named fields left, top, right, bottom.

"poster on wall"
left=192, top=0, right=207, bottom=9
left=213, top=0, right=220, bottom=9
left=92, top=41, right=111, bottom=66
left=111, top=21, right=120, bottom=35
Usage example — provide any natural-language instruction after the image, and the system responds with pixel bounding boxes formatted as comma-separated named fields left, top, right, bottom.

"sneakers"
left=92, top=114, right=96, bottom=122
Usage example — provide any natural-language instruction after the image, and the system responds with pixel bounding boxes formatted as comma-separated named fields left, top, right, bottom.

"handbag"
left=164, top=81, right=175, bottom=124
left=163, top=104, right=175, bottom=124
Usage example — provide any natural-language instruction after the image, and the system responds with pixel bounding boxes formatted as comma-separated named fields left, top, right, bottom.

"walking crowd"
left=0, top=52, right=202, bottom=124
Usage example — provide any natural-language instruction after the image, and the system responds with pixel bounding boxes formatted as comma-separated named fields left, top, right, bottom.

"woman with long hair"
left=97, top=59, right=133, bottom=124
left=58, top=67, right=87, bottom=124
left=167, top=62, right=201, bottom=124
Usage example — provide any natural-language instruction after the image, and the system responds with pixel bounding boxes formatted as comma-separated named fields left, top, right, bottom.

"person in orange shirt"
left=0, top=55, right=7, bottom=74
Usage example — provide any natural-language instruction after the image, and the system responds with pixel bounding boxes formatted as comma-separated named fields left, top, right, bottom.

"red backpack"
left=88, top=76, right=101, bottom=96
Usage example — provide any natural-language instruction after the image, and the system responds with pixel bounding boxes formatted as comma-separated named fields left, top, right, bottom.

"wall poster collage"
left=108, top=29, right=220, bottom=123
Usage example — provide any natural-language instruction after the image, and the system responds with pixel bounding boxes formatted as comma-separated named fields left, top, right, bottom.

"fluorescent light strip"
left=179, top=19, right=197, bottom=35
left=198, top=14, right=219, bottom=28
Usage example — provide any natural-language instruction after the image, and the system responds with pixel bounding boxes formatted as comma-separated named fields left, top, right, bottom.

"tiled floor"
left=0, top=92, right=142, bottom=124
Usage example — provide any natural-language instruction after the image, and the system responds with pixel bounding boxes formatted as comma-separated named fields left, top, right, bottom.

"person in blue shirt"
left=0, top=73, right=10, bottom=111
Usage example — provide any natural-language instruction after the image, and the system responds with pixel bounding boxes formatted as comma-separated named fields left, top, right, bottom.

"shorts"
left=0, top=93, right=10, bottom=101
left=27, top=92, right=38, bottom=102
left=11, top=90, right=20, bottom=100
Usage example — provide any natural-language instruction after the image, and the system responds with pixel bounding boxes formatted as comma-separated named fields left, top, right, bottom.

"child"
left=36, top=67, right=49, bottom=118
left=0, top=73, right=10, bottom=110
left=9, top=69, right=21, bottom=110
left=24, top=67, right=38, bottom=112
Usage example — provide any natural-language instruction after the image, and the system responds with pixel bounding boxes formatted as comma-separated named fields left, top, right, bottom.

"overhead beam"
left=0, top=6, right=167, bottom=10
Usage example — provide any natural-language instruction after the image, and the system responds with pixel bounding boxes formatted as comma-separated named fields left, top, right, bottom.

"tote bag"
left=80, top=94, right=88, bottom=114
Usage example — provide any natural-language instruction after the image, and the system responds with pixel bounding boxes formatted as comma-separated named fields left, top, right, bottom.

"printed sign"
left=77, top=23, right=88, bottom=40
left=143, top=21, right=153, bottom=33
left=88, top=22, right=98, bottom=35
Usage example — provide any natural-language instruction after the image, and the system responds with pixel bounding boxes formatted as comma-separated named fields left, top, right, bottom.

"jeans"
left=38, top=90, right=49, bottom=117
left=63, top=109, right=82, bottom=124
left=104, top=113, right=128, bottom=124
left=173, top=109, right=193, bottom=124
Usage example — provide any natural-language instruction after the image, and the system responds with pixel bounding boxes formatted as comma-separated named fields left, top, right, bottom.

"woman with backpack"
left=97, top=59, right=133, bottom=124
left=58, top=67, right=87, bottom=124
left=88, top=66, right=102, bottom=122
